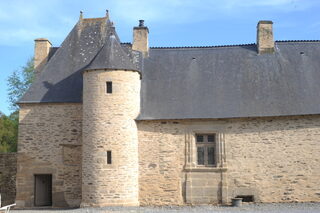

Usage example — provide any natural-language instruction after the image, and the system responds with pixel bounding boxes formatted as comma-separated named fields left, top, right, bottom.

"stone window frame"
left=185, top=130, right=227, bottom=171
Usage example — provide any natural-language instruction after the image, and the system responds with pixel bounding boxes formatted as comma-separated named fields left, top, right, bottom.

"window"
left=196, top=134, right=216, bottom=166
left=107, top=151, right=112, bottom=164
left=185, top=131, right=225, bottom=170
left=106, top=81, right=112, bottom=93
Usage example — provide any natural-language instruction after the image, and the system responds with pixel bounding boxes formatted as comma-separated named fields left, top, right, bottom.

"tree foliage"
left=0, top=111, right=18, bottom=152
left=0, top=58, right=35, bottom=152
left=7, top=58, right=35, bottom=111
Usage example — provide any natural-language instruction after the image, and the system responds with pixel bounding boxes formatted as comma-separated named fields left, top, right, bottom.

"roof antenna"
left=106, top=9, right=109, bottom=19
left=79, top=11, right=83, bottom=20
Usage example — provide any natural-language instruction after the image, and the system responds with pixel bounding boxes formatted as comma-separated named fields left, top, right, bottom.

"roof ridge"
left=150, top=40, right=320, bottom=49
left=82, top=17, right=107, bottom=22
left=150, top=43, right=256, bottom=49
left=275, top=39, right=320, bottom=43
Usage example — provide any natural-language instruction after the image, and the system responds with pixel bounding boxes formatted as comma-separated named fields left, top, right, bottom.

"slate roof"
left=19, top=17, right=139, bottom=103
left=138, top=42, right=320, bottom=119
left=86, top=34, right=139, bottom=72
left=19, top=18, right=320, bottom=120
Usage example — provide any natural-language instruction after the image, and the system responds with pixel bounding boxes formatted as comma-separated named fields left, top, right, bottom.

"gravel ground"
left=10, top=202, right=320, bottom=213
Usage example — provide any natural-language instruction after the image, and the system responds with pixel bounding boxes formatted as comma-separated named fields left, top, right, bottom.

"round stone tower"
left=81, top=33, right=141, bottom=206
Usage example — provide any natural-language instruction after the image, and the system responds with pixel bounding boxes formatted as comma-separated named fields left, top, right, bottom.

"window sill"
left=184, top=166, right=227, bottom=172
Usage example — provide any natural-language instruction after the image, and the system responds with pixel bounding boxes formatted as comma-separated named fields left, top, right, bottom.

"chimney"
left=132, top=20, right=149, bottom=57
left=257, top=20, right=274, bottom=54
left=34, top=38, right=52, bottom=72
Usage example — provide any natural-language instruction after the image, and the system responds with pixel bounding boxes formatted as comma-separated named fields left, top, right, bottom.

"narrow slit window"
left=107, top=151, right=112, bottom=164
left=106, top=81, right=112, bottom=93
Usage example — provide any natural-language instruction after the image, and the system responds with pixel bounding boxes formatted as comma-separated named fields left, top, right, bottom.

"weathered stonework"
left=257, top=21, right=274, bottom=54
left=138, top=121, right=185, bottom=205
left=16, top=103, right=82, bottom=208
left=137, top=115, right=320, bottom=205
left=15, top=103, right=320, bottom=207
left=15, top=99, right=320, bottom=207
left=34, top=38, right=52, bottom=72
left=132, top=24, right=149, bottom=57
left=0, top=153, right=16, bottom=206
left=81, top=70, right=140, bottom=207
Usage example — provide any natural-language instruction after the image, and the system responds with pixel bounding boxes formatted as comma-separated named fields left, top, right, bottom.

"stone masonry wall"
left=15, top=102, right=320, bottom=207
left=16, top=103, right=82, bottom=208
left=138, top=115, right=320, bottom=205
left=138, top=121, right=186, bottom=205
left=0, top=153, right=16, bottom=206
left=82, top=70, right=140, bottom=207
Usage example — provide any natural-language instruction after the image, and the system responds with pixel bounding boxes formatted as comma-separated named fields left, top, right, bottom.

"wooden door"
left=34, top=174, right=52, bottom=206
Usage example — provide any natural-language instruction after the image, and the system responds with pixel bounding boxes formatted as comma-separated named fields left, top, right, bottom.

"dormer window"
left=106, top=81, right=112, bottom=93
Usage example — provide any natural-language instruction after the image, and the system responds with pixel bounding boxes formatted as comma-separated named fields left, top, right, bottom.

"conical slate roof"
left=86, top=33, right=139, bottom=72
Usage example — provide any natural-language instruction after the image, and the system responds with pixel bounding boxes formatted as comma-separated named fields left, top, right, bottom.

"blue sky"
left=1, top=0, right=320, bottom=115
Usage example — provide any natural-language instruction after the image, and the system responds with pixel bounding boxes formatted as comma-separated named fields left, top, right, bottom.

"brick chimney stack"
left=132, top=20, right=149, bottom=57
left=34, top=38, right=52, bottom=72
left=257, top=21, right=274, bottom=54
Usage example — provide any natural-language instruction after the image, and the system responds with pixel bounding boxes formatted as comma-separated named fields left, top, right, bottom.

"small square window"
left=207, top=134, right=215, bottom=142
left=196, top=135, right=204, bottom=142
left=106, top=81, right=112, bottom=93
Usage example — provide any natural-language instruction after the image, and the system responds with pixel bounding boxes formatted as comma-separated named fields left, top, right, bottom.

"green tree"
left=1, top=58, right=35, bottom=152
left=7, top=58, right=35, bottom=111
left=0, top=111, right=18, bottom=152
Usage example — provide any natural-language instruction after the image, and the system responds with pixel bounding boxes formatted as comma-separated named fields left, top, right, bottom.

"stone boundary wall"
left=0, top=153, right=17, bottom=206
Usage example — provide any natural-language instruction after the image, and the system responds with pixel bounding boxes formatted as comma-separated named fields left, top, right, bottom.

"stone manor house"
left=14, top=11, right=320, bottom=207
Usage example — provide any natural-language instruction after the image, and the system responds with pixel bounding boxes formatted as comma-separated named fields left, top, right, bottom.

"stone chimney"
left=132, top=20, right=149, bottom=57
left=257, top=20, right=274, bottom=54
left=34, top=38, right=52, bottom=72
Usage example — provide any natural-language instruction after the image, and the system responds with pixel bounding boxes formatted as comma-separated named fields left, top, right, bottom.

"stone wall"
left=16, top=103, right=82, bottom=208
left=82, top=70, right=140, bottom=207
left=138, top=121, right=185, bottom=205
left=0, top=153, right=16, bottom=206
left=137, top=115, right=320, bottom=205
left=15, top=101, right=320, bottom=207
